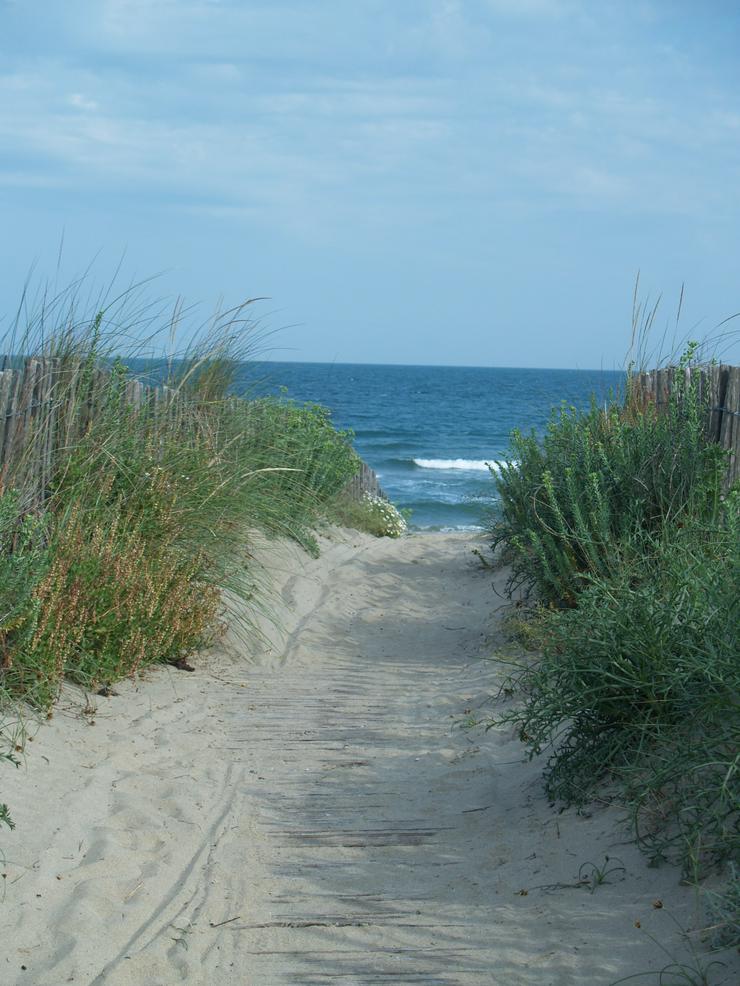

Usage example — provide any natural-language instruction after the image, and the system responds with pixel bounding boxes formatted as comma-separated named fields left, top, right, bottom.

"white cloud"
left=0, top=0, right=738, bottom=238
left=68, top=93, right=99, bottom=112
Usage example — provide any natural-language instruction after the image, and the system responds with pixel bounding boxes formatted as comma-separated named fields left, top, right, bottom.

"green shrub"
left=491, top=365, right=739, bottom=945
left=0, top=493, right=49, bottom=665
left=496, top=502, right=739, bottom=945
left=2, top=508, right=220, bottom=706
left=491, top=381, right=726, bottom=605
left=326, top=490, right=408, bottom=537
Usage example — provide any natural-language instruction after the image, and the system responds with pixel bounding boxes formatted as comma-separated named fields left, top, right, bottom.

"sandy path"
left=1, top=533, right=736, bottom=985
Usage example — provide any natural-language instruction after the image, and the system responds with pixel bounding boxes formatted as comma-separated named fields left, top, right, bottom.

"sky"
left=1, top=0, right=739, bottom=368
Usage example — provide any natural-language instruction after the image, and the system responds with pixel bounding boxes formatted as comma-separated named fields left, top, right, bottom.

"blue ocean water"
left=239, top=363, right=624, bottom=531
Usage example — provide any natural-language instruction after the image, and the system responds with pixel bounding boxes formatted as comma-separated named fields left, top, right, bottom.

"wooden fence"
left=343, top=459, right=387, bottom=501
left=0, top=355, right=384, bottom=510
left=0, top=356, right=185, bottom=510
left=629, top=363, right=740, bottom=488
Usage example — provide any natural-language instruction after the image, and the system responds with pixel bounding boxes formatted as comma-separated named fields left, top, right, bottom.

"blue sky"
left=1, top=0, right=739, bottom=368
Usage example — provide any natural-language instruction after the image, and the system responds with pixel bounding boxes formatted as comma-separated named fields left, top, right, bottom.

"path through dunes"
left=1, top=533, right=735, bottom=985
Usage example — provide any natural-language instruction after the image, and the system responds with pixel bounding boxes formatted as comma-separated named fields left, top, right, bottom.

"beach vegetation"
left=0, top=272, right=368, bottom=821
left=490, top=376, right=725, bottom=606
left=577, top=855, right=626, bottom=893
left=326, top=489, right=408, bottom=538
left=489, top=348, right=740, bottom=948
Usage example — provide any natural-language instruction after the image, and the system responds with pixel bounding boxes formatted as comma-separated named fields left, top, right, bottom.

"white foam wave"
left=413, top=524, right=486, bottom=532
left=413, top=458, right=511, bottom=472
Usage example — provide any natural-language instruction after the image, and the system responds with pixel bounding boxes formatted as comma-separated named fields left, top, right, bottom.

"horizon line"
left=256, top=358, right=627, bottom=374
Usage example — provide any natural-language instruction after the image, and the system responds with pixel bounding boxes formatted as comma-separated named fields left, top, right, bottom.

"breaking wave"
left=412, top=458, right=511, bottom=472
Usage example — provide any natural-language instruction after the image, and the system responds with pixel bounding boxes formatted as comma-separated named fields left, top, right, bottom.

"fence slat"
left=3, top=370, right=22, bottom=481
left=40, top=359, right=57, bottom=509
left=720, top=366, right=740, bottom=487
left=708, top=365, right=722, bottom=442
left=0, top=370, right=15, bottom=478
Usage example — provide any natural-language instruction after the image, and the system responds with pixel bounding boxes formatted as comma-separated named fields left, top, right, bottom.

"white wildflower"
left=361, top=492, right=407, bottom=537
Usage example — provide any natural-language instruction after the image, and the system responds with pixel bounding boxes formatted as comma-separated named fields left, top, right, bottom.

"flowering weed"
left=327, top=490, right=408, bottom=537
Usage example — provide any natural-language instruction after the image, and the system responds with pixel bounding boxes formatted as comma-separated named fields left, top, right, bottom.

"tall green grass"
left=490, top=362, right=739, bottom=947
left=0, top=275, right=361, bottom=824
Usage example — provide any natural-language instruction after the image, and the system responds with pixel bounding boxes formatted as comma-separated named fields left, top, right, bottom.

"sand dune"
left=0, top=532, right=736, bottom=985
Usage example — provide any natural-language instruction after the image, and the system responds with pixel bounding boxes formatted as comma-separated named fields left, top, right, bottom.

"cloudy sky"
left=1, top=0, right=739, bottom=367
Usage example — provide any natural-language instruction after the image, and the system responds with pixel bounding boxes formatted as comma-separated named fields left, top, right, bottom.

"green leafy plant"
left=496, top=508, right=739, bottom=874
left=490, top=379, right=725, bottom=606
left=578, top=855, right=626, bottom=893
left=490, top=344, right=739, bottom=950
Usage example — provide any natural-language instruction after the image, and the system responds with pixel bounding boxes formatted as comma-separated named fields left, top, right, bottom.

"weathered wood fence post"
left=629, top=364, right=740, bottom=488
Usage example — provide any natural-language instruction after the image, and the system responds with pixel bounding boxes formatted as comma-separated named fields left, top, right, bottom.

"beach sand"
left=0, top=532, right=736, bottom=985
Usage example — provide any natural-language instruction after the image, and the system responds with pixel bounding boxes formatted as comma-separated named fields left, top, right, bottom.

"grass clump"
left=12, top=507, right=221, bottom=707
left=489, top=360, right=739, bottom=947
left=0, top=274, right=360, bottom=715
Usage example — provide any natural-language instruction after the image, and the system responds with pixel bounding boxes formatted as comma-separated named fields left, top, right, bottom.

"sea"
left=237, top=363, right=625, bottom=532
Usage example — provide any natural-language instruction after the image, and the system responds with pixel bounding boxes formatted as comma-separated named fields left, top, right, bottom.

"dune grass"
left=0, top=274, right=363, bottom=827
left=489, top=350, right=739, bottom=948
